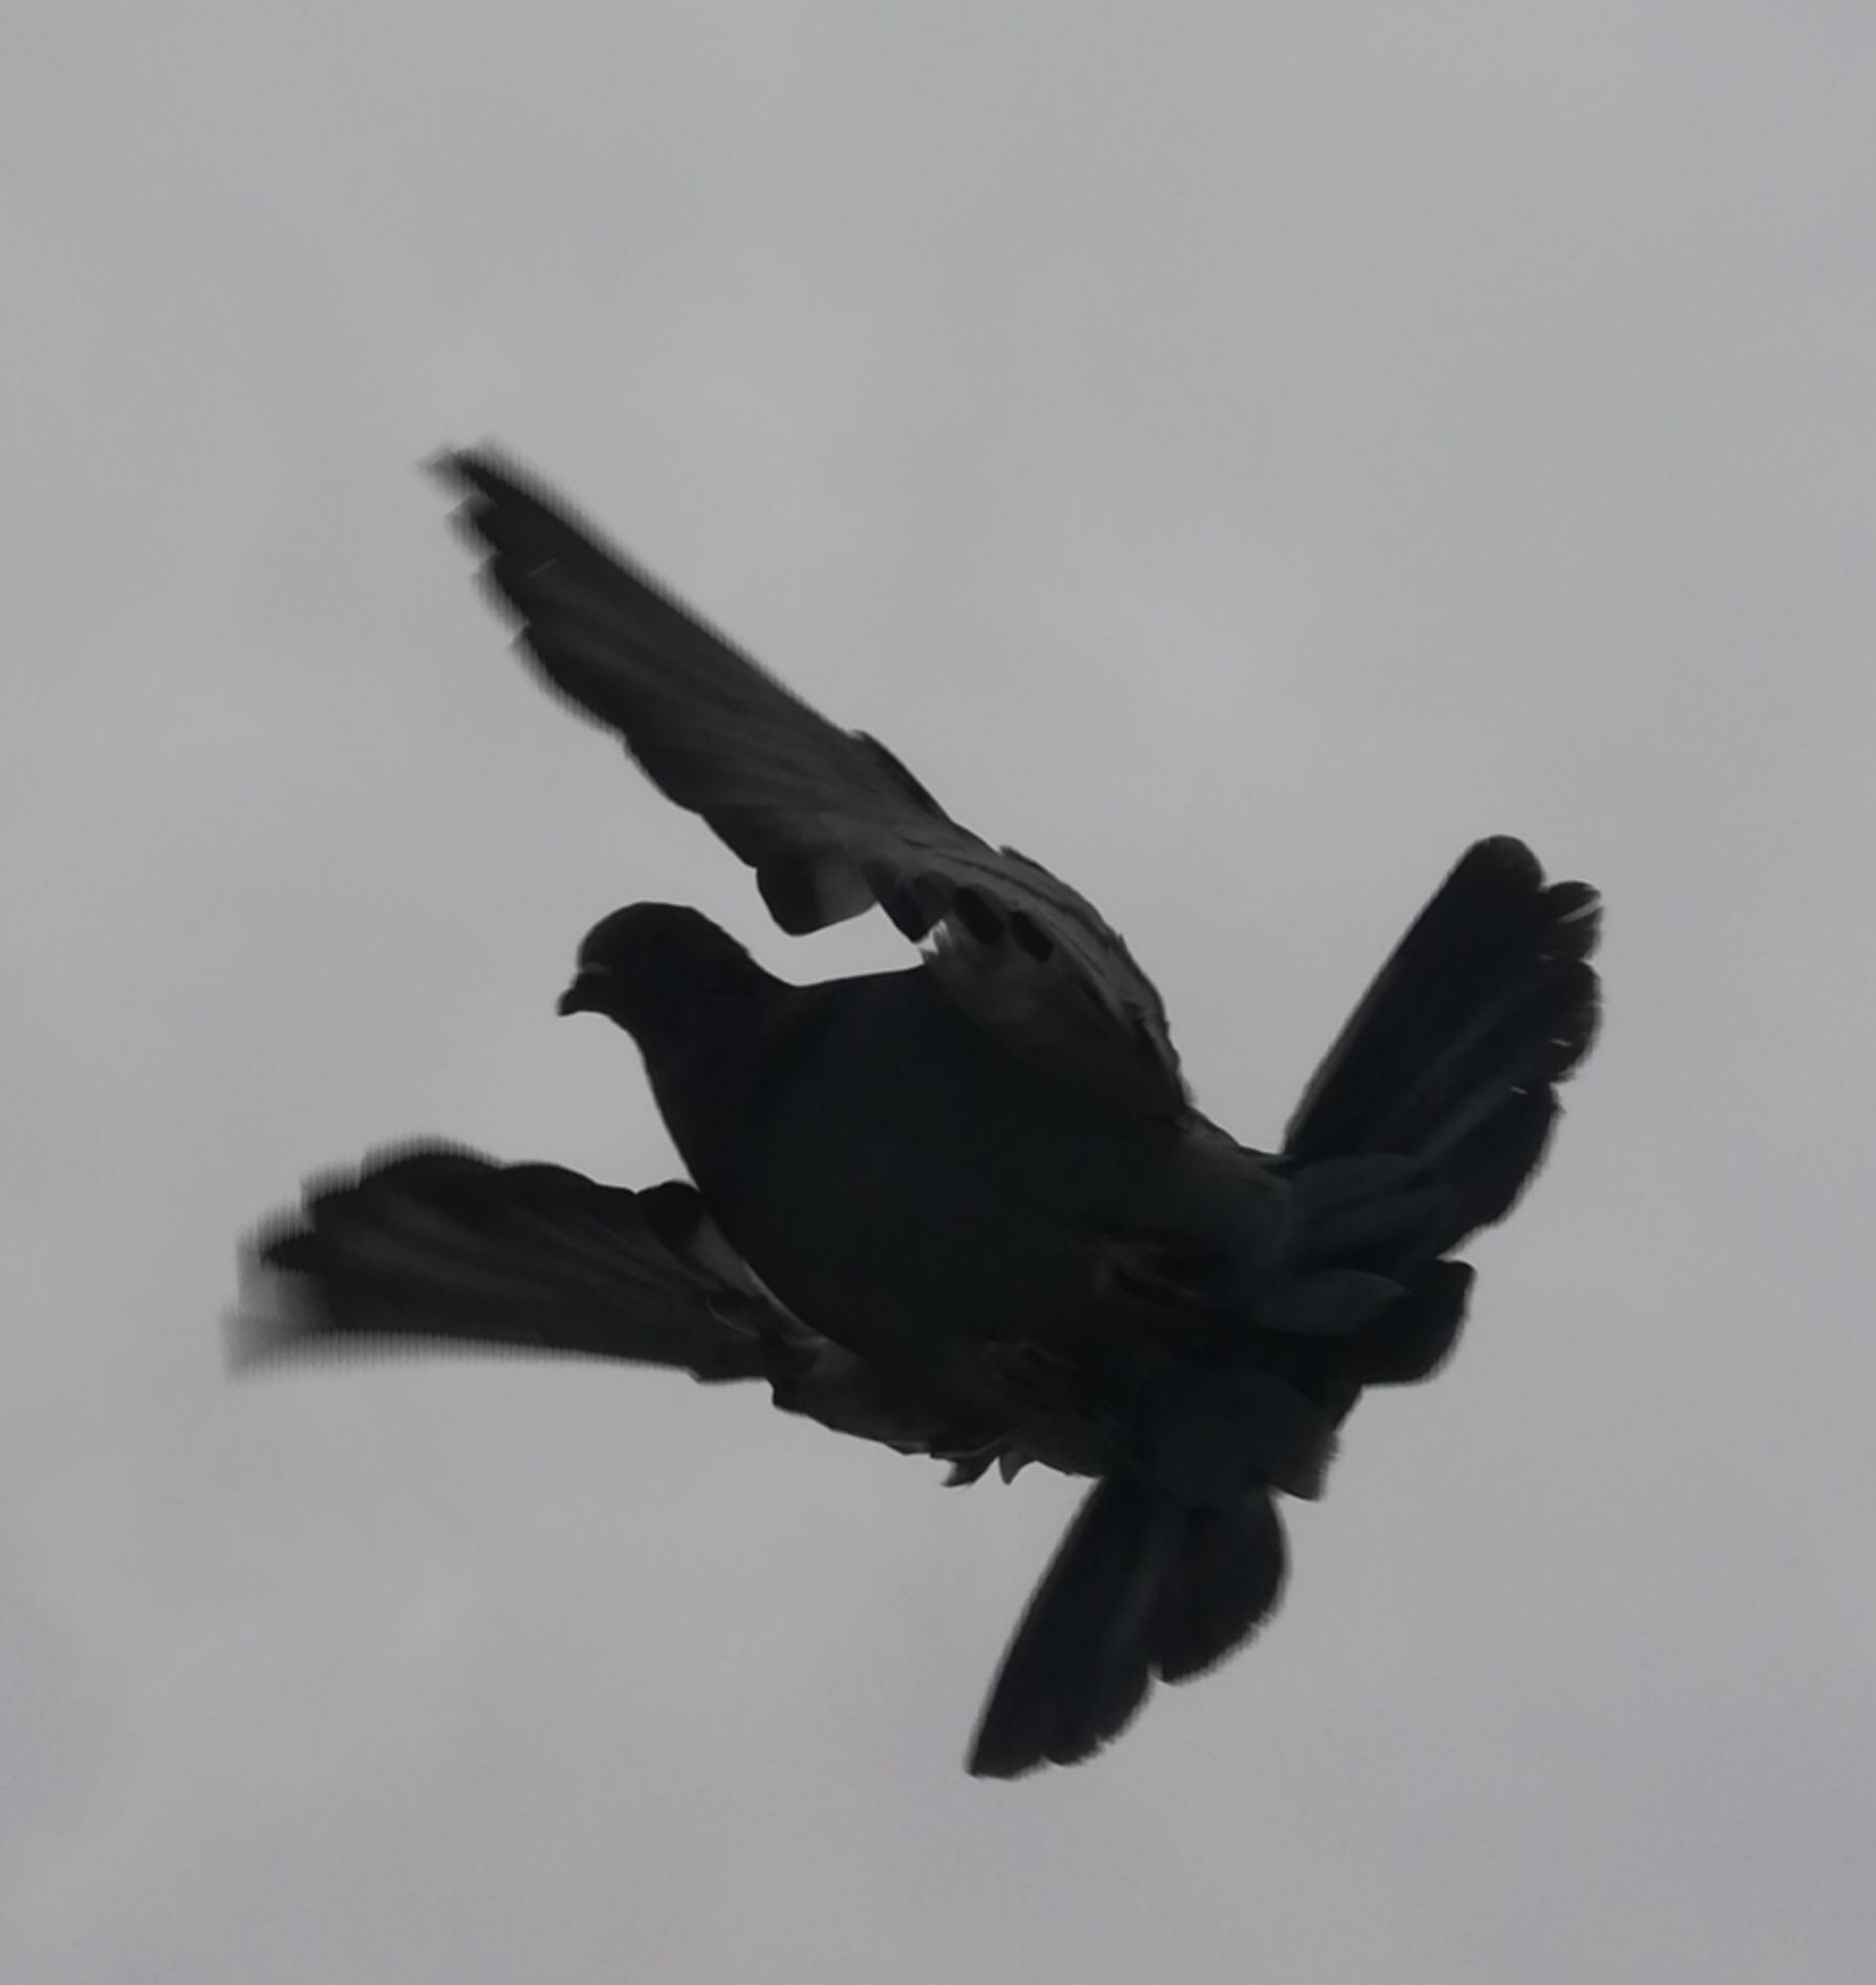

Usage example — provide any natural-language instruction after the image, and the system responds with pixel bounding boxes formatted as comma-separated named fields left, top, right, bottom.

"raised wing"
left=436, top=450, right=1186, bottom=1118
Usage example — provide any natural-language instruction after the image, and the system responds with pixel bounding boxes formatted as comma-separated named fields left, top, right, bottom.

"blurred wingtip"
left=424, top=441, right=504, bottom=486
left=222, top=1253, right=316, bottom=1376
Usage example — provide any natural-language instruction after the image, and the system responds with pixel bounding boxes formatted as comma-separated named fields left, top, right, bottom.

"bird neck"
left=611, top=947, right=778, bottom=1061
left=637, top=971, right=811, bottom=1199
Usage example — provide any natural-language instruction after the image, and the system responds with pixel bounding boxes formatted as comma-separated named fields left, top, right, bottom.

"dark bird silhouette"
left=236, top=451, right=1600, bottom=1777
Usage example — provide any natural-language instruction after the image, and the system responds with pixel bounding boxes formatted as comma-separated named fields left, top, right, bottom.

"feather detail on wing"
left=436, top=450, right=1185, bottom=1116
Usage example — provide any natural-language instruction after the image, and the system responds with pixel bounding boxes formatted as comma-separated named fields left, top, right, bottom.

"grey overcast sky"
left=5, top=4, right=1872, bottom=1979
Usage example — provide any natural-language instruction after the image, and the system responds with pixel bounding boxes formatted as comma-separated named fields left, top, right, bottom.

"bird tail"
left=970, top=842, right=1598, bottom=1777
left=1283, top=836, right=1600, bottom=1251
left=1253, top=837, right=1598, bottom=1397
left=967, top=1476, right=1284, bottom=1779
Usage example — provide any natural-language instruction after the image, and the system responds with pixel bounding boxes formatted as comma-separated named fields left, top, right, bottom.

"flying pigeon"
left=236, top=451, right=1600, bottom=1778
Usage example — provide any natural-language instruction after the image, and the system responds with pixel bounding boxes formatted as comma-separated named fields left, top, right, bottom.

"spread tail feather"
left=968, top=1478, right=1284, bottom=1779
left=1284, top=836, right=1600, bottom=1253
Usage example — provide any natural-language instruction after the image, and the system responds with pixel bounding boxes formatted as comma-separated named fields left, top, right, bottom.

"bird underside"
left=235, top=1145, right=1463, bottom=1510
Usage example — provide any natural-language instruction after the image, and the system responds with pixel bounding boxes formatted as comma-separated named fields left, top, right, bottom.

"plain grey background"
left=5, top=4, right=1871, bottom=1980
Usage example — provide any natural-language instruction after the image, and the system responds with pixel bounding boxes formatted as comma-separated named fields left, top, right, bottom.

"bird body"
left=572, top=912, right=1315, bottom=1496
left=238, top=451, right=1600, bottom=1777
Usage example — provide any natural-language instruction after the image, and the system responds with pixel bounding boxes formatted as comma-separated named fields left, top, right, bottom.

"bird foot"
left=984, top=1340, right=1085, bottom=1409
left=1093, top=1238, right=1221, bottom=1348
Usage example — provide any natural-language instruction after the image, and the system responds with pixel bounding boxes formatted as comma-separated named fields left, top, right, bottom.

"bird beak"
left=557, top=968, right=605, bottom=1017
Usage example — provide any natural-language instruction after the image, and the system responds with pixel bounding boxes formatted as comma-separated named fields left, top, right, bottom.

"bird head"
left=558, top=903, right=769, bottom=1050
